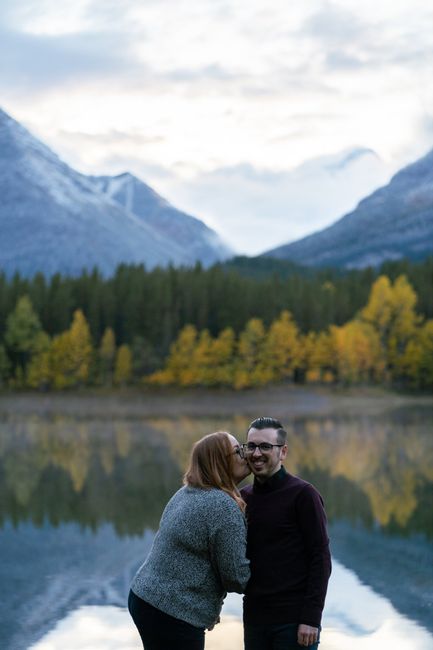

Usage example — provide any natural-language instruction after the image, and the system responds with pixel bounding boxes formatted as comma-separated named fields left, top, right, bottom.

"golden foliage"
left=114, top=344, right=132, bottom=386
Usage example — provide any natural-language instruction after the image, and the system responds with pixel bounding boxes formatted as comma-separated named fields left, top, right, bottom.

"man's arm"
left=296, top=484, right=332, bottom=633
left=297, top=623, right=319, bottom=646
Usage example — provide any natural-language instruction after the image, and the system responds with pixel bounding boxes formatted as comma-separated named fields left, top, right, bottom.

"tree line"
left=0, top=257, right=431, bottom=347
left=149, top=275, right=432, bottom=389
left=1, top=266, right=432, bottom=389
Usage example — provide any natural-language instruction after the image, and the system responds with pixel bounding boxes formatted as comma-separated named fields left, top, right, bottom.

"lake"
left=1, top=392, right=432, bottom=650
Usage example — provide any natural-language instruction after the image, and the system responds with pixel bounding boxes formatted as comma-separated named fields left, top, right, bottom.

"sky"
left=1, top=0, right=433, bottom=254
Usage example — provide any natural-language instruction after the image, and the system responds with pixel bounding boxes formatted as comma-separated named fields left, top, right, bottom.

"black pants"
left=244, top=623, right=320, bottom=650
left=128, top=589, right=205, bottom=650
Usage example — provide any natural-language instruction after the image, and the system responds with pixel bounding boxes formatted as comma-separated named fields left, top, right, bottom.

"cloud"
left=159, top=148, right=393, bottom=254
left=1, top=0, right=432, bottom=254
left=303, top=1, right=433, bottom=77
left=303, top=4, right=366, bottom=45
left=0, top=27, right=143, bottom=92
left=419, top=114, right=433, bottom=140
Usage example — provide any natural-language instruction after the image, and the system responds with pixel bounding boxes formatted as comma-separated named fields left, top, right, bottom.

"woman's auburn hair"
left=184, top=431, right=246, bottom=512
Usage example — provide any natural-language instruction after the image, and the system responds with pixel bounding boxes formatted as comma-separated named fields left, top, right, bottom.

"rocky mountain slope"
left=0, top=108, right=232, bottom=278
left=264, top=149, right=433, bottom=268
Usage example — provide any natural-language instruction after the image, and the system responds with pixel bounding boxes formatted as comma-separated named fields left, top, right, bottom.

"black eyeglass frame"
left=242, top=442, right=284, bottom=454
left=229, top=447, right=246, bottom=459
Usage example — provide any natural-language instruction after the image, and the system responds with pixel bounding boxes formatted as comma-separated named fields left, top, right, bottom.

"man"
left=241, top=417, right=331, bottom=649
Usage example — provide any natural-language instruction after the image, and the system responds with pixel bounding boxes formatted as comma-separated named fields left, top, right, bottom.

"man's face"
left=245, top=427, right=287, bottom=481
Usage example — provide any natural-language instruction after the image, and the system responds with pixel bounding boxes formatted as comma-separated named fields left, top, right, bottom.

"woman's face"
left=228, top=434, right=251, bottom=483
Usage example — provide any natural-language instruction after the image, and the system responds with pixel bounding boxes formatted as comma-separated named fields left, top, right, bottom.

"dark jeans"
left=128, top=589, right=205, bottom=650
left=244, top=622, right=320, bottom=650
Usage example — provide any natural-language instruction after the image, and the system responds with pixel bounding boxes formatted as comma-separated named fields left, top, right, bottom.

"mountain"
left=263, top=149, right=433, bottom=268
left=89, top=172, right=230, bottom=265
left=167, top=146, right=391, bottom=255
left=0, top=108, right=232, bottom=278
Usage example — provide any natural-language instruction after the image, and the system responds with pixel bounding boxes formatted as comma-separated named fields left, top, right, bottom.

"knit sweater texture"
left=241, top=467, right=331, bottom=628
left=131, top=485, right=250, bottom=628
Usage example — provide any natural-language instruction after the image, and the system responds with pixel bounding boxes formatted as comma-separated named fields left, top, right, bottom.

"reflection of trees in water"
left=151, top=411, right=433, bottom=535
left=0, top=415, right=181, bottom=534
left=0, top=408, right=431, bottom=536
left=289, top=410, right=433, bottom=535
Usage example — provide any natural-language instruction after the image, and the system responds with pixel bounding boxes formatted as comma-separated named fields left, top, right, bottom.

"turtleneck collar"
left=253, top=465, right=287, bottom=493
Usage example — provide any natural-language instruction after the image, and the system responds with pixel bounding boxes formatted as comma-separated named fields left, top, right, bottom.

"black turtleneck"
left=241, top=466, right=331, bottom=627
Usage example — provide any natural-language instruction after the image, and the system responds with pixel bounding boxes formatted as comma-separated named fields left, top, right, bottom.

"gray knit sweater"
left=131, top=485, right=250, bottom=628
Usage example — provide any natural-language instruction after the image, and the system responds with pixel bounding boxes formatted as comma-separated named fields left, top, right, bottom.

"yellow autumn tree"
left=26, top=332, right=51, bottom=389
left=99, top=327, right=116, bottom=386
left=234, top=318, right=268, bottom=389
left=263, top=310, right=301, bottom=383
left=400, top=319, right=433, bottom=388
left=388, top=275, right=422, bottom=379
left=331, top=321, right=384, bottom=384
left=114, top=344, right=132, bottom=386
left=147, top=325, right=198, bottom=386
left=361, top=275, right=421, bottom=381
left=188, top=329, right=213, bottom=386
left=50, top=309, right=93, bottom=388
left=209, top=327, right=236, bottom=386
left=190, top=327, right=237, bottom=387
left=303, top=330, right=336, bottom=384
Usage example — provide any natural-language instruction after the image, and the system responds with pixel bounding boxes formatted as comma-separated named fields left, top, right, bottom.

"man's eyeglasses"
left=242, top=443, right=284, bottom=454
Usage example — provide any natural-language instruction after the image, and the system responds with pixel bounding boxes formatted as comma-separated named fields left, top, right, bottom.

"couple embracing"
left=129, top=417, right=332, bottom=650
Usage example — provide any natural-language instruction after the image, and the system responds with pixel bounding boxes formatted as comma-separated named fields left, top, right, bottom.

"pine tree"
left=4, top=295, right=43, bottom=378
left=0, top=344, right=10, bottom=387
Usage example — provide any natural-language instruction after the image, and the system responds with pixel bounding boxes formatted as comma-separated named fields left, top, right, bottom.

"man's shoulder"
left=288, top=475, right=326, bottom=508
left=287, top=473, right=312, bottom=490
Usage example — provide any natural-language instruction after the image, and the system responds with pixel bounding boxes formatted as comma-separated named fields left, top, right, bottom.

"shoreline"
left=1, top=385, right=432, bottom=419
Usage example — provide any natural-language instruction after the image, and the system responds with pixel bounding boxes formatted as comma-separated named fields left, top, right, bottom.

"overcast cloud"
left=1, top=0, right=433, bottom=253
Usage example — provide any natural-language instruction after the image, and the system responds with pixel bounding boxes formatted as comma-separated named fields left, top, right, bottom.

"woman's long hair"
left=184, top=432, right=246, bottom=512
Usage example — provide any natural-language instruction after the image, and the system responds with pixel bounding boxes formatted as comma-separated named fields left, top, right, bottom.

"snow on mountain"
left=263, top=148, right=433, bottom=268
left=0, top=108, right=232, bottom=278
left=89, top=172, right=232, bottom=265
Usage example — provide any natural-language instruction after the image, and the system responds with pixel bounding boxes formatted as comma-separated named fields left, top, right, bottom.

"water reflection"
left=28, top=561, right=433, bottom=650
left=1, top=409, right=431, bottom=536
left=0, top=415, right=182, bottom=533
left=1, top=407, right=432, bottom=648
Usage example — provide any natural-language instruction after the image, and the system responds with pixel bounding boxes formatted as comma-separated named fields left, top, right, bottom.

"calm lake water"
left=1, top=401, right=432, bottom=650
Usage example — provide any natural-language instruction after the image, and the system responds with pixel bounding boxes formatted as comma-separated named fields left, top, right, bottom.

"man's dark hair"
left=248, top=417, right=287, bottom=445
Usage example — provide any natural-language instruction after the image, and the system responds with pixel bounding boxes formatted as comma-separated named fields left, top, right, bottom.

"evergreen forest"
left=0, top=257, right=432, bottom=390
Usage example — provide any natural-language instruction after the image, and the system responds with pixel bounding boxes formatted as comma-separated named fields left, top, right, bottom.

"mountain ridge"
left=0, top=108, right=232, bottom=278
left=263, top=148, right=433, bottom=268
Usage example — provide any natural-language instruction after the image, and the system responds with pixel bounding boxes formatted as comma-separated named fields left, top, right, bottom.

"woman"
left=128, top=431, right=250, bottom=650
